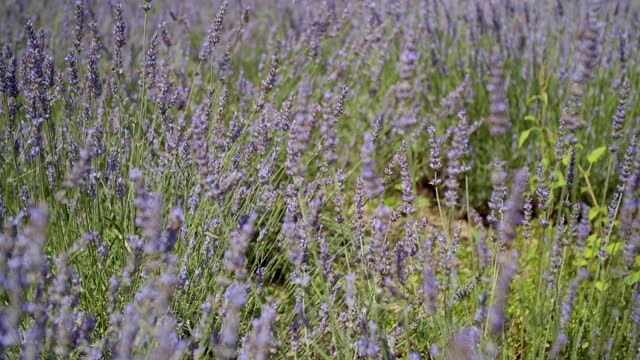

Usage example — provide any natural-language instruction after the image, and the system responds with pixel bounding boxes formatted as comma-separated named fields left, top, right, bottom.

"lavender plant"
left=0, top=0, right=639, bottom=359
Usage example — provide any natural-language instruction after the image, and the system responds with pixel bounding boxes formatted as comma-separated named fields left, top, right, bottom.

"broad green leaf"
left=587, top=146, right=607, bottom=164
left=524, top=115, right=537, bottom=122
left=606, top=242, right=625, bottom=255
left=595, top=281, right=609, bottom=291
left=625, top=271, right=640, bottom=286
left=584, top=248, right=594, bottom=260
left=554, top=171, right=566, bottom=188
left=526, top=95, right=540, bottom=105
left=519, top=129, right=534, bottom=148
left=589, top=206, right=600, bottom=220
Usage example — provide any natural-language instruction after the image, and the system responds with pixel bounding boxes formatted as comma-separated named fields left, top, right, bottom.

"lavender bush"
left=1, top=0, right=640, bottom=358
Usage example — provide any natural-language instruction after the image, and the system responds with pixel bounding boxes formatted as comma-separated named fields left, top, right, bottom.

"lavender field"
left=1, top=0, right=639, bottom=358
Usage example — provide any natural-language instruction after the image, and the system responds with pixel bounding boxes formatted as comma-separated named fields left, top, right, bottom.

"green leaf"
left=588, top=206, right=600, bottom=220
left=519, top=129, right=534, bottom=148
left=524, top=115, right=537, bottom=122
left=595, top=281, right=609, bottom=291
left=575, top=258, right=588, bottom=267
left=540, top=92, right=548, bottom=104
left=526, top=95, right=540, bottom=105
left=584, top=248, right=594, bottom=260
left=554, top=171, right=566, bottom=188
left=607, top=242, right=625, bottom=255
left=625, top=271, right=640, bottom=286
left=587, top=146, right=607, bottom=164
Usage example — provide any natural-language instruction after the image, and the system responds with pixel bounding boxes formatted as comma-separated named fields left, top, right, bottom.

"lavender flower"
left=536, top=158, right=550, bottom=212
left=448, top=327, right=480, bottom=359
left=488, top=250, right=519, bottom=335
left=215, top=282, right=248, bottom=359
left=87, top=24, right=102, bottom=99
left=487, top=158, right=508, bottom=226
left=255, top=54, right=279, bottom=111
left=2, top=45, right=18, bottom=98
left=224, top=213, right=258, bottom=279
left=487, top=47, right=510, bottom=135
left=286, top=111, right=313, bottom=179
left=72, top=0, right=85, bottom=51
left=159, top=21, right=172, bottom=48
left=549, top=332, right=569, bottom=358
left=112, top=3, right=126, bottom=74
left=547, top=217, right=567, bottom=294
left=499, top=168, right=529, bottom=246
left=360, top=132, right=384, bottom=199
left=199, top=1, right=228, bottom=61
left=241, top=302, right=277, bottom=360
left=369, top=205, right=393, bottom=276
left=444, top=110, right=471, bottom=208
left=144, top=32, right=159, bottom=88
left=560, top=269, right=591, bottom=329
left=609, top=78, right=630, bottom=152
left=358, top=319, right=380, bottom=358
